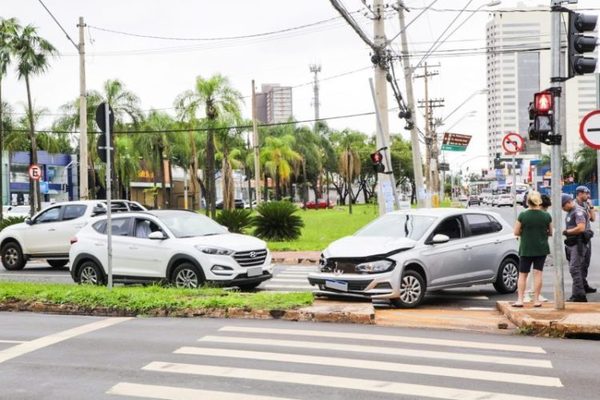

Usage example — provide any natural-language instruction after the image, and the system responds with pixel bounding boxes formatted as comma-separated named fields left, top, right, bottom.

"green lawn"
left=267, top=204, right=379, bottom=251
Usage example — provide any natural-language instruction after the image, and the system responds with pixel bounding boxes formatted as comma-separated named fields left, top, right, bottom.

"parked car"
left=496, top=194, right=514, bottom=207
left=215, top=199, right=246, bottom=209
left=491, top=194, right=500, bottom=207
left=0, top=200, right=146, bottom=271
left=307, top=208, right=518, bottom=308
left=467, top=195, right=480, bottom=206
left=3, top=205, right=32, bottom=219
left=304, top=199, right=335, bottom=209
left=69, top=210, right=272, bottom=289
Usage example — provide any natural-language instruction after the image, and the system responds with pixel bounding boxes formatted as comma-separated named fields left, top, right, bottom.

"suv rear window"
left=63, top=205, right=87, bottom=220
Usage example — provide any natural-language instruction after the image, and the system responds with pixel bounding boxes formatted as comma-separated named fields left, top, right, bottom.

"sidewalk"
left=272, top=251, right=320, bottom=265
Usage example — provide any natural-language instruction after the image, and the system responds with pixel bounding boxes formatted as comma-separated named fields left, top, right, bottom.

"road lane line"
left=142, top=362, right=557, bottom=400
left=175, top=347, right=562, bottom=387
left=218, top=326, right=546, bottom=354
left=0, top=317, right=131, bottom=364
left=107, top=382, right=295, bottom=400
left=0, top=340, right=25, bottom=344
left=259, top=285, right=312, bottom=290
left=268, top=278, right=308, bottom=283
left=198, top=336, right=551, bottom=368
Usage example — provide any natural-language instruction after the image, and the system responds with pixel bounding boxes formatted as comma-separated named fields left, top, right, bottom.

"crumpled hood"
left=324, top=235, right=416, bottom=258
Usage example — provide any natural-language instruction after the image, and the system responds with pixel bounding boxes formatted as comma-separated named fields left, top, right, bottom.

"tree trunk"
left=275, top=170, right=281, bottom=200
left=25, top=75, right=40, bottom=215
left=206, top=127, right=216, bottom=218
left=223, top=152, right=234, bottom=210
left=347, top=151, right=353, bottom=215
left=158, top=144, right=167, bottom=209
left=168, top=159, right=174, bottom=208
left=0, top=77, right=4, bottom=219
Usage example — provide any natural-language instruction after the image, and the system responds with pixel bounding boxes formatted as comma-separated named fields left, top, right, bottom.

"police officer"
left=562, top=194, right=590, bottom=302
left=575, top=185, right=597, bottom=293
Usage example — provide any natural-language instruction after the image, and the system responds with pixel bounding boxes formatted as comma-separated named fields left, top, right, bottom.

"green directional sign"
left=441, top=144, right=467, bottom=151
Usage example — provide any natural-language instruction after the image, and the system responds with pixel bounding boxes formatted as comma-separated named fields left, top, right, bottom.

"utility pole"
left=78, top=17, right=88, bottom=200
left=310, top=64, right=321, bottom=122
left=251, top=80, right=261, bottom=206
left=397, top=0, right=426, bottom=208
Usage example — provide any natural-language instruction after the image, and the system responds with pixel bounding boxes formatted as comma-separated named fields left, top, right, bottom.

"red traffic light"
left=370, top=151, right=383, bottom=164
left=534, top=92, right=553, bottom=114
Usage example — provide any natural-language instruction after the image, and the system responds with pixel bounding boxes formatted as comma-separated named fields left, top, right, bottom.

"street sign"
left=441, top=132, right=471, bottom=151
left=95, top=102, right=114, bottom=134
left=502, top=132, right=524, bottom=154
left=96, top=102, right=115, bottom=164
left=439, top=162, right=450, bottom=171
left=579, top=109, right=600, bottom=150
left=28, top=164, right=42, bottom=181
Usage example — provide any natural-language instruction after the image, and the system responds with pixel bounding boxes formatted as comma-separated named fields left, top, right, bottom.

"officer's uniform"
left=565, top=205, right=590, bottom=298
left=576, top=199, right=594, bottom=289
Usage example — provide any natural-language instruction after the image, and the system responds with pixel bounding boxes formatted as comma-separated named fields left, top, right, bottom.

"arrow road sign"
left=502, top=132, right=524, bottom=154
left=580, top=109, right=600, bottom=150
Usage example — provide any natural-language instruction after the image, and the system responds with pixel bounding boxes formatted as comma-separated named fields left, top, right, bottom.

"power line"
left=388, top=0, right=440, bottom=44
left=36, top=0, right=77, bottom=50
left=409, top=6, right=600, bottom=12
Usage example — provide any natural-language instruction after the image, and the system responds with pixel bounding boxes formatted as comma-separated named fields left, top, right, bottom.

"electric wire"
left=36, top=0, right=78, bottom=50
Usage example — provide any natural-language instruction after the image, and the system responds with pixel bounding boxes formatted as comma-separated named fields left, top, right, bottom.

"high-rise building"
left=255, top=84, right=293, bottom=124
left=486, top=7, right=597, bottom=170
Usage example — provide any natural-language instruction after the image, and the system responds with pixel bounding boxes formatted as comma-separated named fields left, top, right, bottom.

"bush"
left=0, top=216, right=26, bottom=232
left=215, top=209, right=253, bottom=233
left=253, top=201, right=304, bottom=241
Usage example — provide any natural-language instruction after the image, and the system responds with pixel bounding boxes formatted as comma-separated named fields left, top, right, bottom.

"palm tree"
left=0, top=18, right=20, bottom=218
left=12, top=24, right=57, bottom=215
left=575, top=146, right=597, bottom=183
left=260, top=134, right=302, bottom=200
left=113, top=135, right=140, bottom=201
left=175, top=74, right=242, bottom=218
left=215, top=119, right=246, bottom=210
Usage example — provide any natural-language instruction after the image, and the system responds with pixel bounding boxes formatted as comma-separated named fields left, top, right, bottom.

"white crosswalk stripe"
left=108, top=324, right=563, bottom=400
left=259, top=266, right=314, bottom=291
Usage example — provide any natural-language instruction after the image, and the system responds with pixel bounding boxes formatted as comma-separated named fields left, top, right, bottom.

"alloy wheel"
left=502, top=261, right=518, bottom=291
left=175, top=268, right=199, bottom=288
left=399, top=275, right=422, bottom=305
left=4, top=248, right=19, bottom=267
left=80, top=265, right=99, bottom=285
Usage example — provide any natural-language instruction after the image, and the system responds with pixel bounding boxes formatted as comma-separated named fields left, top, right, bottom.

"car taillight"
left=70, top=237, right=78, bottom=245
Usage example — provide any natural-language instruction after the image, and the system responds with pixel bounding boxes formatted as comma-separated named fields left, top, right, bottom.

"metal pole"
left=397, top=0, right=426, bottom=208
left=374, top=0, right=391, bottom=216
left=78, top=17, right=88, bottom=200
left=551, top=1, right=565, bottom=309
left=251, top=80, right=261, bottom=206
left=183, top=168, right=188, bottom=209
left=105, top=103, right=113, bottom=290
left=512, top=154, right=517, bottom=221
left=596, top=72, right=600, bottom=233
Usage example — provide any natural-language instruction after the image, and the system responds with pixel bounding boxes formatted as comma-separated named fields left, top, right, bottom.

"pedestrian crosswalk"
left=259, top=266, right=316, bottom=292
left=107, top=324, right=564, bottom=400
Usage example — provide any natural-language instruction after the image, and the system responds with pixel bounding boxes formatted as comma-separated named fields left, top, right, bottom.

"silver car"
left=308, top=208, right=519, bottom=308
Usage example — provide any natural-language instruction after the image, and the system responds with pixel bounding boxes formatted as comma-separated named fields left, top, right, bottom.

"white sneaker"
left=538, top=294, right=549, bottom=302
left=523, top=293, right=532, bottom=303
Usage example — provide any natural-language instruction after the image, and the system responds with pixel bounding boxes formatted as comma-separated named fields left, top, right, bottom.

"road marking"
left=0, top=340, right=25, bottom=344
left=107, top=382, right=295, bottom=400
left=259, top=285, right=312, bottom=290
left=432, top=295, right=490, bottom=300
left=267, top=278, right=308, bottom=283
left=198, top=336, right=551, bottom=368
left=142, top=362, right=557, bottom=400
left=462, top=307, right=496, bottom=311
left=218, top=326, right=546, bottom=354
left=175, top=347, right=562, bottom=387
left=0, top=317, right=131, bottom=364
left=274, top=273, right=311, bottom=277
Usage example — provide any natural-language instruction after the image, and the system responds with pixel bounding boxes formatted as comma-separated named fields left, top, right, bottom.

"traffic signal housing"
left=528, top=90, right=556, bottom=145
left=370, top=150, right=385, bottom=173
left=568, top=12, right=598, bottom=78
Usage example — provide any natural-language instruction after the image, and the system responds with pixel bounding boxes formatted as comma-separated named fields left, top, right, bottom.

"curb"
left=0, top=300, right=374, bottom=325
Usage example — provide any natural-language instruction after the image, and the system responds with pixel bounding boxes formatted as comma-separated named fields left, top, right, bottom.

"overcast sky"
left=3, top=0, right=599, bottom=175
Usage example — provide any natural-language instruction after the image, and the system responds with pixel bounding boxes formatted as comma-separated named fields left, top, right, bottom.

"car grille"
left=233, top=249, right=268, bottom=267
left=321, top=260, right=359, bottom=274
left=309, top=277, right=373, bottom=291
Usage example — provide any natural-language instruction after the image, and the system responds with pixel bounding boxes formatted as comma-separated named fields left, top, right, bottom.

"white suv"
left=0, top=200, right=146, bottom=270
left=69, top=210, right=273, bottom=289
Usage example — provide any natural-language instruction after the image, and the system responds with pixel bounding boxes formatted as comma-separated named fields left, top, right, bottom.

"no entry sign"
left=580, top=110, right=600, bottom=150
left=502, top=132, right=524, bottom=155
left=28, top=164, right=42, bottom=181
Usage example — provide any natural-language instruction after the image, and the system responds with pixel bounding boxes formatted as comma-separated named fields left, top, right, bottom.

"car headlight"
left=355, top=260, right=394, bottom=274
left=195, top=245, right=234, bottom=256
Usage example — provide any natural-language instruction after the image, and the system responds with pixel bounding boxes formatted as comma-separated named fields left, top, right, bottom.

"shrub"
left=0, top=216, right=27, bottom=232
left=215, top=209, right=253, bottom=234
left=253, top=201, right=304, bottom=241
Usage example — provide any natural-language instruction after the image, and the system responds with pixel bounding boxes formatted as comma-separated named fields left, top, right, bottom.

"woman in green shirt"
left=513, top=191, right=553, bottom=307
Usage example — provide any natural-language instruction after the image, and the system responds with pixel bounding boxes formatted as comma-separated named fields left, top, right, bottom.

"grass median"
left=0, top=281, right=314, bottom=315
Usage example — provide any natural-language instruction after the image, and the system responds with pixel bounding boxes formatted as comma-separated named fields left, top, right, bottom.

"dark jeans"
left=566, top=244, right=590, bottom=297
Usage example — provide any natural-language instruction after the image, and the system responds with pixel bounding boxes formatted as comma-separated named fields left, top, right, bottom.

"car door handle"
left=463, top=245, right=472, bottom=251
left=494, top=239, right=501, bottom=244
left=48, top=228, right=56, bottom=232
left=129, top=246, right=138, bottom=250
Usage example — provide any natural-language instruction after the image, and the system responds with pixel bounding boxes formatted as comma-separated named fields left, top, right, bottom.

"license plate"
left=325, top=280, right=348, bottom=292
left=247, top=267, right=262, bottom=277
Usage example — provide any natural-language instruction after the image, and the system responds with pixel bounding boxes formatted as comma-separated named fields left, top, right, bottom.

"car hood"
left=180, top=233, right=267, bottom=252
left=0, top=222, right=29, bottom=234
left=324, top=236, right=416, bottom=258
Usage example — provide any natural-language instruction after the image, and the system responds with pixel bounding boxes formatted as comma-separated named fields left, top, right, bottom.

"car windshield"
left=355, top=213, right=437, bottom=240
left=152, top=211, right=228, bottom=238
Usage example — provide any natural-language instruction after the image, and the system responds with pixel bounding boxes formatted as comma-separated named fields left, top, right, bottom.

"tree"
left=260, top=134, right=302, bottom=200
left=12, top=24, right=57, bottom=215
left=575, top=146, right=597, bottom=183
left=175, top=74, right=242, bottom=218
left=215, top=119, right=246, bottom=210
left=0, top=18, right=20, bottom=219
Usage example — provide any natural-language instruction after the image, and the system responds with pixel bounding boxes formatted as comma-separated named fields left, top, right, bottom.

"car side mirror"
left=430, top=234, right=450, bottom=244
left=25, top=218, right=33, bottom=225
left=92, top=205, right=106, bottom=216
left=148, top=231, right=167, bottom=240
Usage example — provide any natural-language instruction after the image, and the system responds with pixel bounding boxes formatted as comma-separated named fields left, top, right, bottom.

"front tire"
left=391, top=270, right=426, bottom=308
left=171, top=263, right=205, bottom=289
left=1, top=242, right=26, bottom=271
left=48, top=259, right=68, bottom=269
left=493, top=257, right=518, bottom=293
left=77, top=260, right=105, bottom=285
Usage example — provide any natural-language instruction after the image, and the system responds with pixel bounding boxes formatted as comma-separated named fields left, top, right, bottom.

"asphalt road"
left=0, top=313, right=598, bottom=400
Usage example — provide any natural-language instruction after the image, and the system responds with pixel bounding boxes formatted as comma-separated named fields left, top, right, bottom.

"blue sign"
left=39, top=181, right=49, bottom=194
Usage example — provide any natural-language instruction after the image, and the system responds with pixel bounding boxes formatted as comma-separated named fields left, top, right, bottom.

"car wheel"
left=47, top=259, right=68, bottom=269
left=77, top=260, right=105, bottom=285
left=237, top=282, right=262, bottom=291
left=493, top=258, right=518, bottom=294
left=171, top=263, right=204, bottom=289
left=1, top=242, right=26, bottom=271
left=391, top=270, right=426, bottom=308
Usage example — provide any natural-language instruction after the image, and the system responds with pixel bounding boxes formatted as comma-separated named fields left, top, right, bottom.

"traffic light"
left=370, top=150, right=385, bottom=173
left=568, top=11, right=598, bottom=78
left=95, top=102, right=115, bottom=163
left=527, top=91, right=556, bottom=145
left=493, top=153, right=505, bottom=170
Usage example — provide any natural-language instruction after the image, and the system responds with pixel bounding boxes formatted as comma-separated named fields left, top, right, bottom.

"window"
left=35, top=207, right=61, bottom=224
left=94, top=218, right=131, bottom=236
left=466, top=214, right=502, bottom=236
left=92, top=220, right=107, bottom=234
left=62, top=205, right=86, bottom=221
left=432, top=217, right=464, bottom=240
left=129, top=202, right=145, bottom=212
left=134, top=218, right=162, bottom=239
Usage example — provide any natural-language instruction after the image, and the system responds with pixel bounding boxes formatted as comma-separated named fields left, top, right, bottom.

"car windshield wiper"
left=201, top=232, right=222, bottom=236
left=177, top=235, right=198, bottom=238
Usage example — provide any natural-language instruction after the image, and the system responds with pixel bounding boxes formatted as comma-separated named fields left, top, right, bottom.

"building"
left=486, top=5, right=597, bottom=171
left=255, top=84, right=293, bottom=124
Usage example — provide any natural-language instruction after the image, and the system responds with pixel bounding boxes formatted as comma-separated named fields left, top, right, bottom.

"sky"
left=3, top=0, right=600, bottom=176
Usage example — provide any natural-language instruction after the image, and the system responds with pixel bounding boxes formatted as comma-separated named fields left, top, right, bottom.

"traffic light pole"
left=551, top=1, right=565, bottom=310
left=105, top=102, right=113, bottom=291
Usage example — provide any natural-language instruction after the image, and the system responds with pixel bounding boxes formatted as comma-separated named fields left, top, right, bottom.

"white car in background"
left=0, top=200, right=146, bottom=271
left=69, top=210, right=273, bottom=289
left=496, top=194, right=514, bottom=207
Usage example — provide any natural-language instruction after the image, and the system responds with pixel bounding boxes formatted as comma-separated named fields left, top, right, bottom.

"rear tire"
left=1, top=242, right=25, bottom=271
left=493, top=257, right=518, bottom=294
left=391, top=270, right=426, bottom=308
left=77, top=260, right=105, bottom=286
left=48, top=259, right=68, bottom=269
left=171, top=263, right=205, bottom=289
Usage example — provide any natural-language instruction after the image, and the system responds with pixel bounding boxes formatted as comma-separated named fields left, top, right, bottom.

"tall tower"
left=309, top=64, right=321, bottom=123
